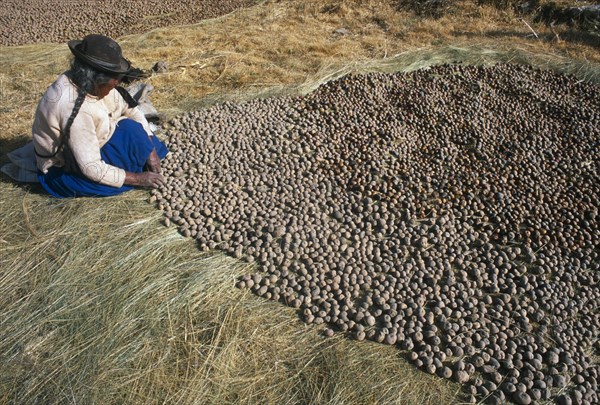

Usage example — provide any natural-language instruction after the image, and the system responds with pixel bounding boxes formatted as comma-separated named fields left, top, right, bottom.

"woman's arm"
left=146, top=148, right=161, bottom=173
left=124, top=171, right=165, bottom=188
left=68, top=111, right=127, bottom=187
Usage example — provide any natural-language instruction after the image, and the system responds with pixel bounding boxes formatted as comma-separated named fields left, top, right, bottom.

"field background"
left=1, top=0, right=598, bottom=404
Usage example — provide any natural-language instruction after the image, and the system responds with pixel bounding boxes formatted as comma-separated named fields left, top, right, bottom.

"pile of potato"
left=153, top=64, right=599, bottom=404
left=0, top=0, right=254, bottom=46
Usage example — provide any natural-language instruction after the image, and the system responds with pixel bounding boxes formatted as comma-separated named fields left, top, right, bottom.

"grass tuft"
left=0, top=183, right=460, bottom=404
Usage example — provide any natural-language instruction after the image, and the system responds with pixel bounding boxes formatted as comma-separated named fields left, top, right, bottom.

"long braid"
left=61, top=88, right=87, bottom=173
left=37, top=57, right=123, bottom=172
left=60, top=59, right=114, bottom=172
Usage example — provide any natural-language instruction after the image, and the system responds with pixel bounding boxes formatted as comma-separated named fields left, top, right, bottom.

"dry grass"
left=0, top=183, right=460, bottom=404
left=1, top=0, right=599, bottom=404
left=1, top=0, right=598, bottom=140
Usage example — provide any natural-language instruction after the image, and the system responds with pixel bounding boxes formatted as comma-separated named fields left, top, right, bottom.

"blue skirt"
left=38, top=119, right=169, bottom=198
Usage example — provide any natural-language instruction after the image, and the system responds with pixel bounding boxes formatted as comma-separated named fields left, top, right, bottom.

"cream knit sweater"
left=32, top=73, right=154, bottom=188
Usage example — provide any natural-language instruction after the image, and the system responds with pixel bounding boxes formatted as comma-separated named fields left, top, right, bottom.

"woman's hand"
left=124, top=171, right=165, bottom=188
left=146, top=148, right=162, bottom=173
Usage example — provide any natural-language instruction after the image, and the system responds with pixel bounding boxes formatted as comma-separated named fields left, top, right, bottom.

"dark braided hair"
left=61, top=58, right=117, bottom=172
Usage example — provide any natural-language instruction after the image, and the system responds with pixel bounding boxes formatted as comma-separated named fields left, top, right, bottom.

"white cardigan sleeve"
left=68, top=110, right=126, bottom=188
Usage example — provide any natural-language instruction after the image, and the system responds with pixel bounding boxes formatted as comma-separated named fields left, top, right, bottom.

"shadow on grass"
left=0, top=134, right=30, bottom=163
left=0, top=176, right=46, bottom=195
left=452, top=28, right=600, bottom=49
left=555, top=30, right=600, bottom=48
left=0, top=134, right=46, bottom=195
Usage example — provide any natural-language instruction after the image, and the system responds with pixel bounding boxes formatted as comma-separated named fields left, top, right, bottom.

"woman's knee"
left=116, top=118, right=145, bottom=135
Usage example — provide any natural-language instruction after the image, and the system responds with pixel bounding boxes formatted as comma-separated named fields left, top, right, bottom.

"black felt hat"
left=68, top=34, right=131, bottom=75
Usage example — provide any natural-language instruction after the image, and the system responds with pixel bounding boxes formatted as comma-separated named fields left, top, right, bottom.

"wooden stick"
left=549, top=22, right=561, bottom=42
left=520, top=18, right=540, bottom=39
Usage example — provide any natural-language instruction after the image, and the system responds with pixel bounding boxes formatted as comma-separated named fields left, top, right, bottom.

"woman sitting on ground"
left=32, top=34, right=168, bottom=198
